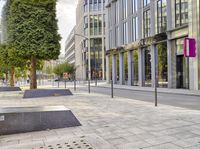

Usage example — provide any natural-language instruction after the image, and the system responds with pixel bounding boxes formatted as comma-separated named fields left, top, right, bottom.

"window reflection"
left=157, top=42, right=168, bottom=88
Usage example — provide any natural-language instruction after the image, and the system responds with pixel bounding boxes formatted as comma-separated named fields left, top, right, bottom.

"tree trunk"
left=30, top=56, right=37, bottom=89
left=10, top=66, right=15, bottom=87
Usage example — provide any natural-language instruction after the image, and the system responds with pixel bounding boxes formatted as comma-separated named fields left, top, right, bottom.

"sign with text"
left=184, top=38, right=196, bottom=58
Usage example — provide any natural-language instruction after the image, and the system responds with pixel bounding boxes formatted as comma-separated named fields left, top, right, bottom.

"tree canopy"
left=7, top=0, right=61, bottom=60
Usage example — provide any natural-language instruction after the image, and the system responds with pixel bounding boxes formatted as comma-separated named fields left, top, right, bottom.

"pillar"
left=119, top=52, right=125, bottom=85
left=138, top=48, right=145, bottom=87
left=112, top=54, right=117, bottom=84
left=106, top=55, right=110, bottom=83
left=128, top=50, right=133, bottom=86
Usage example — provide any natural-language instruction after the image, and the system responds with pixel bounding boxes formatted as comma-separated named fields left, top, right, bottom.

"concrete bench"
left=0, top=106, right=81, bottom=135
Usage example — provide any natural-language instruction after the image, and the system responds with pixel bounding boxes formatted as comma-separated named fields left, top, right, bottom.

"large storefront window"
left=90, top=38, right=103, bottom=80
left=133, top=50, right=139, bottom=86
left=144, top=47, right=151, bottom=87
left=157, top=42, right=168, bottom=88
left=90, top=15, right=103, bottom=36
left=144, top=10, right=151, bottom=38
left=176, top=38, right=189, bottom=89
left=157, top=0, right=167, bottom=33
left=124, top=52, right=128, bottom=83
left=175, top=0, right=188, bottom=27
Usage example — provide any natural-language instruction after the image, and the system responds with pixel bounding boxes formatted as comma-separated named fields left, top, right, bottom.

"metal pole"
left=187, top=57, right=190, bottom=89
left=155, top=47, right=158, bottom=107
left=74, top=74, right=76, bottom=91
left=88, top=79, right=90, bottom=93
left=111, top=80, right=114, bottom=98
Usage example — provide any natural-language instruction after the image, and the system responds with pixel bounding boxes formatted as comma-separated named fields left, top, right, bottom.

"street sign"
left=184, top=38, right=196, bottom=58
left=63, top=72, right=69, bottom=80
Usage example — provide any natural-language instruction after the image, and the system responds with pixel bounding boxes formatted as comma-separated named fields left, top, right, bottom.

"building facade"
left=65, top=27, right=75, bottom=65
left=106, top=0, right=200, bottom=90
left=75, top=0, right=106, bottom=81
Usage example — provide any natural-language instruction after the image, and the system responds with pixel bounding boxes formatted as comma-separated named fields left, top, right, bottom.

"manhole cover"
left=32, top=139, right=95, bottom=149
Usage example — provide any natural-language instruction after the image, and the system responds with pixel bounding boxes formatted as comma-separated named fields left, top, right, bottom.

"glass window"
left=123, top=22, right=128, bottom=44
left=89, top=0, right=93, bottom=11
left=94, top=0, right=98, bottom=11
left=122, top=0, right=128, bottom=19
left=143, top=9, right=151, bottom=38
left=175, top=0, right=188, bottom=27
left=90, top=15, right=94, bottom=35
left=157, top=42, right=168, bottom=88
left=84, top=0, right=88, bottom=12
left=98, top=0, right=101, bottom=11
left=115, top=1, right=119, bottom=24
left=94, top=15, right=98, bottom=35
left=132, top=0, right=138, bottom=14
left=157, top=0, right=167, bottom=33
left=98, top=15, right=102, bottom=35
left=132, top=16, right=138, bottom=41
left=144, top=0, right=150, bottom=7
left=84, top=16, right=88, bottom=36
left=144, top=47, right=151, bottom=87
left=133, top=50, right=139, bottom=86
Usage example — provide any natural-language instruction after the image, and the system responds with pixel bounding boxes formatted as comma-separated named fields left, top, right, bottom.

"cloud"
left=56, top=0, right=78, bottom=54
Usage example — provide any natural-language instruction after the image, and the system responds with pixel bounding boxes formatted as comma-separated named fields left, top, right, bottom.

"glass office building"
left=75, top=0, right=106, bottom=81
left=105, top=0, right=200, bottom=90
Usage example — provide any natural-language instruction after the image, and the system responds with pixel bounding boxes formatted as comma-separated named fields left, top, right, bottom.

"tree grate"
left=32, top=139, right=95, bottom=149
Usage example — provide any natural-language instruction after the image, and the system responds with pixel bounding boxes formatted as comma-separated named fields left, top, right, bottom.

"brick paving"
left=0, top=88, right=200, bottom=149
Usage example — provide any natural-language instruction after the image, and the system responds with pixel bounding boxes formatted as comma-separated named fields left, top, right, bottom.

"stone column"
left=128, top=50, right=133, bottom=86
left=119, top=52, right=125, bottom=85
left=138, top=48, right=145, bottom=87
left=112, top=54, right=117, bottom=84
left=106, top=55, right=110, bottom=83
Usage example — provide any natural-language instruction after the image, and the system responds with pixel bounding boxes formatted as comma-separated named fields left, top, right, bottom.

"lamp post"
left=74, top=34, right=90, bottom=92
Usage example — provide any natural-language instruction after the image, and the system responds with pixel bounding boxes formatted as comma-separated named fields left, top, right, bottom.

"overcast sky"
left=0, top=0, right=78, bottom=54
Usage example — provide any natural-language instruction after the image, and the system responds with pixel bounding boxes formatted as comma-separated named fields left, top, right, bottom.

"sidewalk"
left=0, top=88, right=200, bottom=148
left=87, top=81, right=200, bottom=96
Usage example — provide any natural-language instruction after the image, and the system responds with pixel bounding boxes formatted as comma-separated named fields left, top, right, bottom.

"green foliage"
left=46, top=66, right=53, bottom=75
left=53, top=62, right=76, bottom=78
left=7, top=0, right=61, bottom=60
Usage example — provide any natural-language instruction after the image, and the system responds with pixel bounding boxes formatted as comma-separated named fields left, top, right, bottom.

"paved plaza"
left=0, top=86, right=200, bottom=149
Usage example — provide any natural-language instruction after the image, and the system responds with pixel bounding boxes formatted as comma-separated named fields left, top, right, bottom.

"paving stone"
left=0, top=87, right=200, bottom=149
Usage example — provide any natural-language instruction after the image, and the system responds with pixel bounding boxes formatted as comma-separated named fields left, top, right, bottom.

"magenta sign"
left=184, top=38, right=196, bottom=58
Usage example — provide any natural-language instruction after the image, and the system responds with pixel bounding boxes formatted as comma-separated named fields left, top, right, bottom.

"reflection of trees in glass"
left=144, top=48, right=151, bottom=86
left=157, top=42, right=168, bottom=87
left=124, top=52, right=128, bottom=80
left=133, top=50, right=138, bottom=84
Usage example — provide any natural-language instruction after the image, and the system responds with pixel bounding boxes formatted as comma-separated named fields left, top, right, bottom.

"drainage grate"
left=33, top=139, right=95, bottom=149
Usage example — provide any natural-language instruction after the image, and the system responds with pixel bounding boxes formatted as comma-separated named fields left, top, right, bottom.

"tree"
left=7, top=0, right=61, bottom=89
left=53, top=62, right=76, bottom=79
left=1, top=0, right=28, bottom=87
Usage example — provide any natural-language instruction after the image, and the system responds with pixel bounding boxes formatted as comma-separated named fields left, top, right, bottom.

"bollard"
left=74, top=79, right=76, bottom=91
left=111, top=80, right=114, bottom=98
left=155, top=84, right=157, bottom=107
left=88, top=79, right=90, bottom=94
left=95, top=78, right=97, bottom=86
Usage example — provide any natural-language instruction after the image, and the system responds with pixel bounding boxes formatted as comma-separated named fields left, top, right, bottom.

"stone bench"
left=0, top=106, right=81, bottom=135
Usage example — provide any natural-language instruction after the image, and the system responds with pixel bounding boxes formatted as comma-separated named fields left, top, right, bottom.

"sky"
left=0, top=0, right=78, bottom=54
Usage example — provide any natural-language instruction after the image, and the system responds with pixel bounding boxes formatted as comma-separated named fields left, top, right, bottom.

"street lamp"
left=74, top=34, right=90, bottom=93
